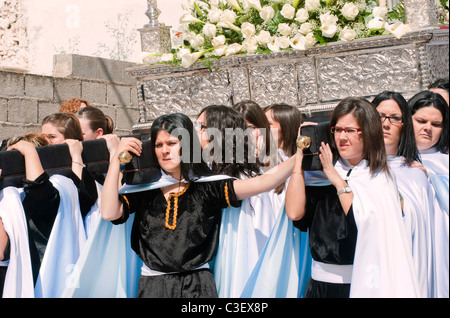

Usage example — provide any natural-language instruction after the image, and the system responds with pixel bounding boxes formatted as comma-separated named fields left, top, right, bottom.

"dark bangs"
left=150, top=113, right=212, bottom=181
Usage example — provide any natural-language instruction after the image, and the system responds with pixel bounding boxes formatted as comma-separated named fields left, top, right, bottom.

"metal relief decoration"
left=140, top=69, right=232, bottom=120
left=229, top=67, right=251, bottom=104
left=129, top=27, right=448, bottom=132
left=249, top=63, right=298, bottom=107
left=404, top=0, right=437, bottom=27
left=317, top=45, right=419, bottom=101
left=296, top=58, right=318, bottom=106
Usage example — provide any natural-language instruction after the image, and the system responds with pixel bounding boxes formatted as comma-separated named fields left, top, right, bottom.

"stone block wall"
left=0, top=54, right=140, bottom=140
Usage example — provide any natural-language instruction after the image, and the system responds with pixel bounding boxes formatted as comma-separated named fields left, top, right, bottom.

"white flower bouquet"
left=147, top=0, right=412, bottom=68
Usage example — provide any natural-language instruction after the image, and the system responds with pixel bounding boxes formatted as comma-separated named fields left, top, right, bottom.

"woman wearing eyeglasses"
left=373, top=91, right=437, bottom=297
left=408, top=91, right=449, bottom=298
left=286, top=97, right=420, bottom=297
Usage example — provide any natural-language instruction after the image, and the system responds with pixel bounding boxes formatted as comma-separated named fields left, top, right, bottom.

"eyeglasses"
left=380, top=115, right=403, bottom=125
left=193, top=121, right=207, bottom=131
left=330, top=126, right=362, bottom=135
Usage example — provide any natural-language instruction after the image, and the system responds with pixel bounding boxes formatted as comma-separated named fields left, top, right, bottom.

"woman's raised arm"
left=232, top=152, right=297, bottom=201
left=101, top=137, right=142, bottom=221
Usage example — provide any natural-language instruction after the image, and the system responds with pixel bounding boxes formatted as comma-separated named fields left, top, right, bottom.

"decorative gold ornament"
left=165, top=183, right=190, bottom=230
left=296, top=135, right=311, bottom=150
left=118, top=151, right=133, bottom=164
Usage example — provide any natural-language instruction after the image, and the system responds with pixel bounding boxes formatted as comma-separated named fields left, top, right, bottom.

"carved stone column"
left=138, top=0, right=172, bottom=62
left=404, top=0, right=438, bottom=28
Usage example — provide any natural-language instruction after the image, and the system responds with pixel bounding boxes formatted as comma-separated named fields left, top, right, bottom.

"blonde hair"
left=7, top=132, right=50, bottom=148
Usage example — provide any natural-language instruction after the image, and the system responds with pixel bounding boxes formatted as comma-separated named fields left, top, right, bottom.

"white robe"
left=0, top=187, right=34, bottom=298
left=335, top=159, right=421, bottom=298
left=388, top=156, right=435, bottom=297
left=267, top=149, right=289, bottom=221
left=0, top=175, right=86, bottom=298
left=419, top=148, right=449, bottom=298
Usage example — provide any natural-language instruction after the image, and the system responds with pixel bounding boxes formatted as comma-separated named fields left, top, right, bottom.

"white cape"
left=34, top=175, right=87, bottom=298
left=388, top=156, right=435, bottom=297
left=0, top=187, right=34, bottom=298
left=419, top=148, right=449, bottom=298
left=335, top=159, right=421, bottom=298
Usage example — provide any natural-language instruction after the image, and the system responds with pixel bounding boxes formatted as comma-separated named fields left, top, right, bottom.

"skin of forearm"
left=234, top=154, right=296, bottom=200
left=285, top=152, right=306, bottom=221
left=101, top=159, right=124, bottom=221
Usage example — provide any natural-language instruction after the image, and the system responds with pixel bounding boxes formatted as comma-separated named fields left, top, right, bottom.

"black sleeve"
left=111, top=190, right=145, bottom=225
left=208, top=179, right=241, bottom=211
left=22, top=172, right=60, bottom=236
left=70, top=169, right=98, bottom=218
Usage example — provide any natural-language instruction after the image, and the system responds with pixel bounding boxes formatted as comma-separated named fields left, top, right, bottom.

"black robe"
left=294, top=184, right=358, bottom=298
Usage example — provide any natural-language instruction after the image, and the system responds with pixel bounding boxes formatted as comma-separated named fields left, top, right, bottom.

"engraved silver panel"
left=317, top=45, right=419, bottom=101
left=127, top=29, right=448, bottom=132
left=249, top=63, right=298, bottom=107
left=141, top=69, right=232, bottom=119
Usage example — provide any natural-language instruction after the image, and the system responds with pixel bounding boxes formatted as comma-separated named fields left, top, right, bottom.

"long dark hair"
left=150, top=113, right=213, bottom=181
left=408, top=91, right=449, bottom=153
left=233, top=100, right=277, bottom=167
left=372, top=91, right=420, bottom=164
left=264, top=103, right=302, bottom=157
left=199, top=105, right=262, bottom=179
left=330, top=97, right=389, bottom=175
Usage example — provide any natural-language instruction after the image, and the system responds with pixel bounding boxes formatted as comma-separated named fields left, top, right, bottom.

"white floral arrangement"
left=436, top=0, right=450, bottom=24
left=143, top=0, right=413, bottom=68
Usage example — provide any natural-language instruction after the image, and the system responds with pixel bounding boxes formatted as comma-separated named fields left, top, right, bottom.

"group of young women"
left=0, top=86, right=448, bottom=298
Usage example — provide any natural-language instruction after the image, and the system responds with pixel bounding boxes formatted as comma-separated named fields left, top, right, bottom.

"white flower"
left=278, top=23, right=292, bottom=36
left=181, top=51, right=204, bottom=68
left=203, top=23, right=217, bottom=38
left=243, top=37, right=259, bottom=54
left=299, top=22, right=312, bottom=35
left=213, top=44, right=228, bottom=56
left=217, top=21, right=241, bottom=31
left=305, top=32, right=316, bottom=48
left=278, top=36, right=291, bottom=49
left=208, top=7, right=223, bottom=23
left=321, top=23, right=337, bottom=38
left=267, top=37, right=280, bottom=52
left=177, top=48, right=191, bottom=59
left=341, top=2, right=359, bottom=21
left=260, top=6, right=275, bottom=21
left=242, top=0, right=262, bottom=12
left=220, top=9, right=237, bottom=24
left=241, top=22, right=256, bottom=38
left=211, top=35, right=226, bottom=47
left=189, top=33, right=205, bottom=49
left=385, top=22, right=412, bottom=39
left=305, top=0, right=320, bottom=12
left=372, top=6, right=388, bottom=18
left=320, top=12, right=338, bottom=25
left=290, top=33, right=307, bottom=51
left=226, top=0, right=242, bottom=11
left=339, top=26, right=356, bottom=41
left=180, top=13, right=202, bottom=24
left=256, top=30, right=271, bottom=45
left=367, top=16, right=385, bottom=29
left=226, top=43, right=243, bottom=56
left=295, top=8, right=309, bottom=23
left=280, top=4, right=296, bottom=20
